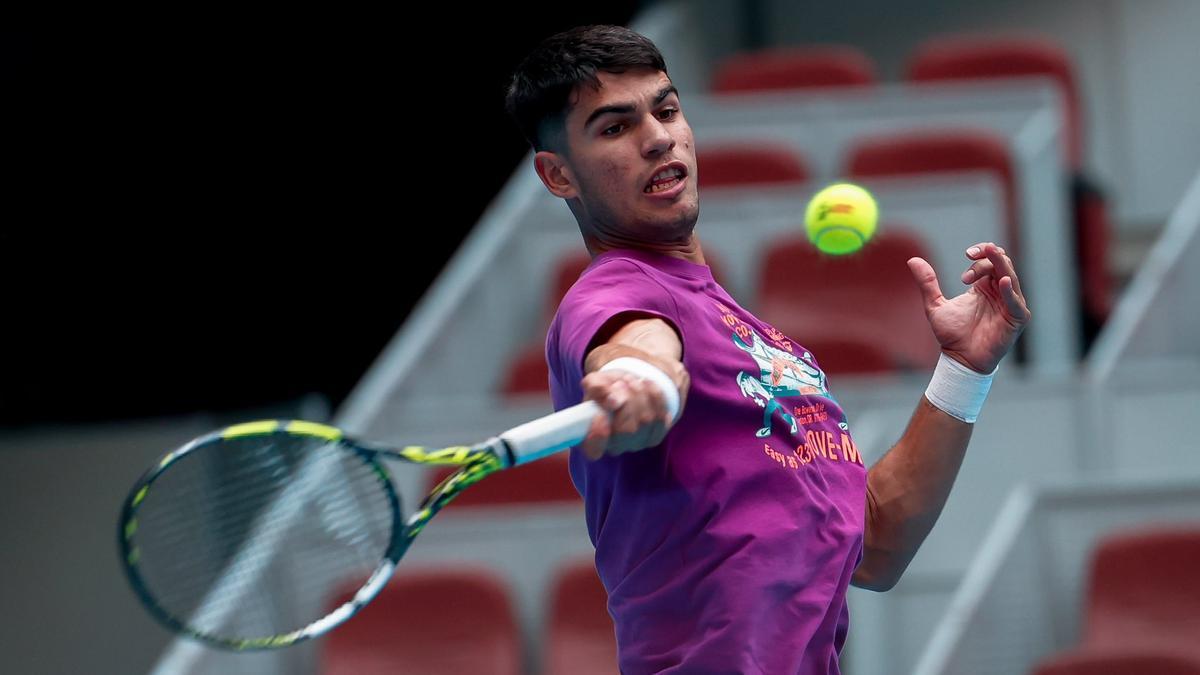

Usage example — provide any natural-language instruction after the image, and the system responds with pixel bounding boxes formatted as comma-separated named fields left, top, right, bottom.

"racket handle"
left=499, top=400, right=602, bottom=466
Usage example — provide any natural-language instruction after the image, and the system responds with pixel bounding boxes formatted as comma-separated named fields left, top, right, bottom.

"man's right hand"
left=579, top=368, right=674, bottom=459
left=579, top=316, right=689, bottom=460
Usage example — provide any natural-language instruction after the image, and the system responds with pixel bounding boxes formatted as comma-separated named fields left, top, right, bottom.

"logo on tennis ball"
left=805, top=183, right=878, bottom=255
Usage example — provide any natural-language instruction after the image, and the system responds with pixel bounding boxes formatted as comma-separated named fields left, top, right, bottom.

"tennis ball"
left=804, top=183, right=879, bottom=255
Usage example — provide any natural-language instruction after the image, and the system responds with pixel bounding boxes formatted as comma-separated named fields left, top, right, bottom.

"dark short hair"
left=505, top=25, right=668, bottom=152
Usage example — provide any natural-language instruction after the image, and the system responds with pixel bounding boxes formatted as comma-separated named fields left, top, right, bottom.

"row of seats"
left=1031, top=526, right=1200, bottom=674
left=709, top=35, right=1083, bottom=172
left=708, top=35, right=1113, bottom=341
left=322, top=520, right=1200, bottom=675
left=320, top=559, right=613, bottom=675
left=318, top=506, right=1200, bottom=674
left=697, top=132, right=1018, bottom=261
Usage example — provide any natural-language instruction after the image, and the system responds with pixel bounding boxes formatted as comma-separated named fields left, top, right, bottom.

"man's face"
left=539, top=68, right=700, bottom=244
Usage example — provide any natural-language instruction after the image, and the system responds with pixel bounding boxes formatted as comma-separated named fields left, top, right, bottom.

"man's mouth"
left=645, top=165, right=687, bottom=193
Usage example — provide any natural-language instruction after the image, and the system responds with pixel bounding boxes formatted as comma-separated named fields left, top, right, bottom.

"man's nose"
left=642, top=117, right=676, bottom=156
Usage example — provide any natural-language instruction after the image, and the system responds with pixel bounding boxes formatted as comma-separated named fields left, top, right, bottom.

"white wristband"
left=924, top=353, right=997, bottom=423
left=600, top=357, right=681, bottom=423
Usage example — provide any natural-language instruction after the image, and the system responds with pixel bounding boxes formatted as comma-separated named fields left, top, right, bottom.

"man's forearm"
left=852, top=395, right=973, bottom=591
left=583, top=317, right=688, bottom=393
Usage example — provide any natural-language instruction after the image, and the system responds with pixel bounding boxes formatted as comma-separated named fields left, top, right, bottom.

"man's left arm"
left=852, top=242, right=1031, bottom=591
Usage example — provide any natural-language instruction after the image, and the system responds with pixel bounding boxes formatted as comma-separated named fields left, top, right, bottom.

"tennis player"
left=506, top=25, right=1030, bottom=674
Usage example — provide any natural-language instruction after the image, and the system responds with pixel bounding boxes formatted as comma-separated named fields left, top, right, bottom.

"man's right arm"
left=578, top=315, right=689, bottom=459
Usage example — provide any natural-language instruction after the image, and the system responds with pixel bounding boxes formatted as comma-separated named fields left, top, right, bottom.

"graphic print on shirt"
left=734, top=331, right=837, bottom=438
left=715, top=301, right=850, bottom=441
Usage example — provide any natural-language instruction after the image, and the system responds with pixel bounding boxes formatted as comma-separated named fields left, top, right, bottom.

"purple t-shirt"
left=547, top=248, right=867, bottom=675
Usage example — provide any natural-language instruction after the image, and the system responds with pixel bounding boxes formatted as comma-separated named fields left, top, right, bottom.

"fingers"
left=963, top=242, right=1031, bottom=322
left=962, top=243, right=1016, bottom=288
left=580, top=408, right=610, bottom=460
left=999, top=275, right=1032, bottom=322
left=608, top=378, right=669, bottom=452
left=984, top=244, right=1024, bottom=298
left=581, top=374, right=621, bottom=460
left=906, top=256, right=945, bottom=311
left=965, top=243, right=1003, bottom=260
left=579, top=372, right=672, bottom=459
left=961, top=257, right=996, bottom=285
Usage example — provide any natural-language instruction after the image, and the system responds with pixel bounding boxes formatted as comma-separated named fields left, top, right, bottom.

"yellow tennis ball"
left=804, top=183, right=879, bottom=255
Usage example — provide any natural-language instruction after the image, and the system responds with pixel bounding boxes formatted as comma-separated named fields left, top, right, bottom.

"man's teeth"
left=645, top=168, right=684, bottom=193
left=646, top=177, right=682, bottom=193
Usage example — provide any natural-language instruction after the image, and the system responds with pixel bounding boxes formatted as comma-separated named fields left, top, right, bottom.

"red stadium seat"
left=551, top=252, right=595, bottom=319
left=495, top=252, right=590, bottom=401
left=797, top=335, right=898, bottom=377
left=907, top=36, right=1112, bottom=344
left=712, top=46, right=876, bottom=94
left=320, top=568, right=522, bottom=675
left=906, top=35, right=1083, bottom=170
left=697, top=144, right=810, bottom=189
left=544, top=559, right=617, bottom=675
left=426, top=452, right=579, bottom=509
left=756, top=228, right=939, bottom=375
left=1073, top=176, right=1115, bottom=345
left=1032, top=646, right=1200, bottom=675
left=1031, top=526, right=1200, bottom=674
left=1084, top=526, right=1200, bottom=653
left=502, top=343, right=552, bottom=396
left=845, top=129, right=1019, bottom=255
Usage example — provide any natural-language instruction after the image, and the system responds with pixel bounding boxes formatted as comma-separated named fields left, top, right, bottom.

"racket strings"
left=129, top=434, right=398, bottom=642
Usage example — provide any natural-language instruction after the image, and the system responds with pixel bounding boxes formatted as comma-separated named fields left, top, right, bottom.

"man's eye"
left=602, top=124, right=624, bottom=136
left=659, top=108, right=678, bottom=120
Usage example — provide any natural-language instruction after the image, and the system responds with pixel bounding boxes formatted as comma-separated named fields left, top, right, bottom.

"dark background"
left=0, top=7, right=647, bottom=426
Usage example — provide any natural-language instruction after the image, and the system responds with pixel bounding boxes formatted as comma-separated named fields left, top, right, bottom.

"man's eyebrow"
left=583, top=84, right=679, bottom=130
left=654, top=84, right=680, bottom=105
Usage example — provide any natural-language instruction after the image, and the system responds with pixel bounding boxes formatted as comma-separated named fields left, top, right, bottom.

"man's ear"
left=534, top=150, right=579, bottom=200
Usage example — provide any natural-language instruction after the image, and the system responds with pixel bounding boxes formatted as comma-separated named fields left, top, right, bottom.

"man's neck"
left=583, top=234, right=707, bottom=265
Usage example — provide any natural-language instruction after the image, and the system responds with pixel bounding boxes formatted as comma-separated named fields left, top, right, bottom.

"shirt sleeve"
left=545, top=258, right=684, bottom=408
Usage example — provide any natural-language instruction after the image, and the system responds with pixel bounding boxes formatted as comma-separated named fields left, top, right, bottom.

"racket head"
left=118, top=420, right=403, bottom=650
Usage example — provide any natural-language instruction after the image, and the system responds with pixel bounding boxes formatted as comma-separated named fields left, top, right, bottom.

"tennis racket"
left=118, top=400, right=601, bottom=650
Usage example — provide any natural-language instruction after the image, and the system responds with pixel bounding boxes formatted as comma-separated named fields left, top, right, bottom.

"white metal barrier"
left=911, top=476, right=1200, bottom=675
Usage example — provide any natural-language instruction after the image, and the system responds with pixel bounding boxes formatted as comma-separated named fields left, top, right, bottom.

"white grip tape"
left=599, top=357, right=681, bottom=422
left=500, top=400, right=601, bottom=466
left=498, top=357, right=681, bottom=465
left=924, top=353, right=997, bottom=424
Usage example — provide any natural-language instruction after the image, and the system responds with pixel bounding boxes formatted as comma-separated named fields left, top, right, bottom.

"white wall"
left=0, top=419, right=215, bottom=675
left=1111, top=0, right=1200, bottom=225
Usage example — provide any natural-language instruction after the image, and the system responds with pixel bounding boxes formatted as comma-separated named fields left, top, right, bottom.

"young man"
left=506, top=25, right=1030, bottom=674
